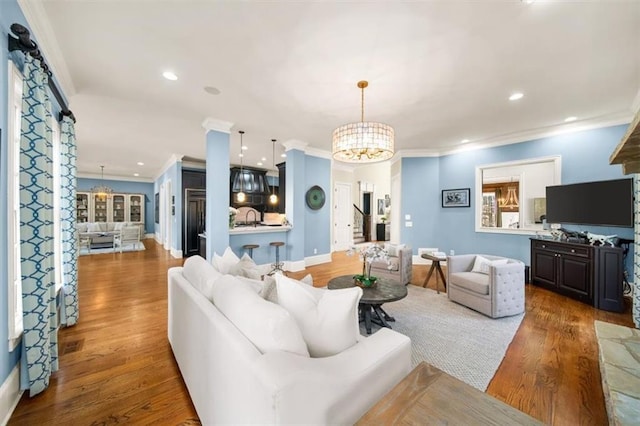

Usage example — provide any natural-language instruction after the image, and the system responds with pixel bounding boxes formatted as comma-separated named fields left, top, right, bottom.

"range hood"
left=230, top=166, right=269, bottom=208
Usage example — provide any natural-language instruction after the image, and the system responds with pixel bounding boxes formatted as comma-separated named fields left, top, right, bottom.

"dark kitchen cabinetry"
left=230, top=167, right=269, bottom=207
left=277, top=162, right=286, bottom=214
left=530, top=238, right=624, bottom=312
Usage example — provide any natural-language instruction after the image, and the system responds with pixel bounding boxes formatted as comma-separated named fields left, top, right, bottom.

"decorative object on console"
left=91, top=165, right=113, bottom=201
left=228, top=207, right=237, bottom=229
left=305, top=185, right=326, bottom=210
left=332, top=80, right=394, bottom=163
left=586, top=232, right=617, bottom=246
left=442, top=188, right=470, bottom=208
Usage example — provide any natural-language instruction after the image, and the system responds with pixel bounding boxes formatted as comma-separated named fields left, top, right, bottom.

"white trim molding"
left=170, top=248, right=183, bottom=259
left=76, top=172, right=154, bottom=183
left=202, top=118, right=235, bottom=134
left=154, top=154, right=183, bottom=181
left=285, top=259, right=306, bottom=273
left=0, top=364, right=23, bottom=426
left=305, top=253, right=332, bottom=267
left=305, top=146, right=332, bottom=160
left=282, top=139, right=308, bottom=152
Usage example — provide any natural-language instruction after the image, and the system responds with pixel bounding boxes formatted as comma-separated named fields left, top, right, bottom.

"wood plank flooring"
left=9, top=240, right=634, bottom=425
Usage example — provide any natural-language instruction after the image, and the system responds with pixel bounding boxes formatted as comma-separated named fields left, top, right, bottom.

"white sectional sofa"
left=76, top=222, right=143, bottom=247
left=168, top=256, right=412, bottom=425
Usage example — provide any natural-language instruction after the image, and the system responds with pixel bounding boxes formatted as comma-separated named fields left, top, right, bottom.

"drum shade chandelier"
left=332, top=80, right=394, bottom=163
left=91, top=165, right=113, bottom=200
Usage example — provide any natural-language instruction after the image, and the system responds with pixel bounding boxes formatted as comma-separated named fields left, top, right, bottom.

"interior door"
left=333, top=182, right=352, bottom=251
left=184, top=189, right=206, bottom=257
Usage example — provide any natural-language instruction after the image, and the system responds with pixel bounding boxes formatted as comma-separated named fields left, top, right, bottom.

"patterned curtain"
left=634, top=174, right=639, bottom=328
left=59, top=116, right=79, bottom=326
left=19, top=55, right=59, bottom=396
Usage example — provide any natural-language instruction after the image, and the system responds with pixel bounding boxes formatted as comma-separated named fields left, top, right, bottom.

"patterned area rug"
left=79, top=244, right=145, bottom=256
left=362, top=285, right=524, bottom=391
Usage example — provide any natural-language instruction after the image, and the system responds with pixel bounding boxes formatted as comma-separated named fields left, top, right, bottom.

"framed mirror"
left=475, top=156, right=561, bottom=234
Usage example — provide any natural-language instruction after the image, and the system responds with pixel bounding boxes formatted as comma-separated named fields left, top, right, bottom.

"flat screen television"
left=545, top=178, right=634, bottom=228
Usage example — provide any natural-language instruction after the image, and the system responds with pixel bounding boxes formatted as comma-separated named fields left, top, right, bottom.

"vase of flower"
left=347, top=244, right=389, bottom=288
left=229, top=207, right=238, bottom=229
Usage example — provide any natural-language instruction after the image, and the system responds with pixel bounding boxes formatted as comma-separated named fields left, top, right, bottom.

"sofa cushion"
left=372, top=258, right=396, bottom=272
left=450, top=271, right=490, bottom=295
left=212, top=247, right=241, bottom=274
left=384, top=243, right=406, bottom=257
left=87, top=222, right=102, bottom=232
left=260, top=274, right=313, bottom=304
left=229, top=253, right=262, bottom=280
left=212, top=275, right=310, bottom=357
left=471, top=255, right=509, bottom=275
left=183, top=255, right=222, bottom=298
left=276, top=274, right=362, bottom=357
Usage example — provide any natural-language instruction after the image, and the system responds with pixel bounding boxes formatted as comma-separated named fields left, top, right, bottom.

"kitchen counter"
left=229, top=225, right=292, bottom=235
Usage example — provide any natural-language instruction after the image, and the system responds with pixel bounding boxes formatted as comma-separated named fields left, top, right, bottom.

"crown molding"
left=305, top=146, right=332, bottom=160
left=282, top=139, right=308, bottom=152
left=153, top=154, right=184, bottom=181
left=18, top=0, right=76, bottom=98
left=202, top=118, right=234, bottom=134
left=77, top=172, right=154, bottom=183
left=631, top=88, right=640, bottom=115
left=396, top=149, right=440, bottom=158
left=331, top=161, right=356, bottom=172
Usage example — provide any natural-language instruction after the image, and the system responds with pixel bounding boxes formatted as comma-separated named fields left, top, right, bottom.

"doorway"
left=184, top=189, right=206, bottom=257
left=333, top=182, right=352, bottom=251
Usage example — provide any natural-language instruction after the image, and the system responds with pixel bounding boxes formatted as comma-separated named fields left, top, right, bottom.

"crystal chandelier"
left=332, top=80, right=394, bottom=163
left=91, top=165, right=113, bottom=201
left=499, top=186, right=519, bottom=209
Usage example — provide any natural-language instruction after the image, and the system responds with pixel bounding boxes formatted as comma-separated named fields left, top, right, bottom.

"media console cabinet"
left=530, top=238, right=624, bottom=312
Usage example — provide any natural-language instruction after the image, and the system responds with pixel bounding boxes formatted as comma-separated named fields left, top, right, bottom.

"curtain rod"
left=7, top=23, right=76, bottom=123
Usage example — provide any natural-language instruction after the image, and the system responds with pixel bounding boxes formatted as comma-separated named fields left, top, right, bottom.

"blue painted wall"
left=402, top=124, right=633, bottom=273
left=77, top=178, right=154, bottom=234
left=304, top=155, right=331, bottom=257
left=154, top=161, right=182, bottom=253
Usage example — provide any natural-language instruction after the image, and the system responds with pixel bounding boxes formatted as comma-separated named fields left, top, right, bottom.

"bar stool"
left=268, top=241, right=285, bottom=275
left=242, top=244, right=259, bottom=259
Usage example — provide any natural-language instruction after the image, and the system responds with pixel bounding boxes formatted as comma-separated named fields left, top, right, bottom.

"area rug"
left=362, top=285, right=524, bottom=391
left=79, top=245, right=145, bottom=256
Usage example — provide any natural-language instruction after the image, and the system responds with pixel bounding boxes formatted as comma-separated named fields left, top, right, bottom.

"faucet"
left=247, top=209, right=258, bottom=227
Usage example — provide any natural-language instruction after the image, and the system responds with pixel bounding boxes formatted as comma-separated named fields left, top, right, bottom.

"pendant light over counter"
left=269, top=139, right=278, bottom=205
left=236, top=130, right=246, bottom=203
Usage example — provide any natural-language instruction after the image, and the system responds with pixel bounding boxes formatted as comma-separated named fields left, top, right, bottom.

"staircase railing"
left=353, top=204, right=371, bottom=242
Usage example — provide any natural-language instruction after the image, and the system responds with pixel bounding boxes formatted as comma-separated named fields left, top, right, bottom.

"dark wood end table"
left=421, top=253, right=447, bottom=293
left=328, top=275, right=407, bottom=334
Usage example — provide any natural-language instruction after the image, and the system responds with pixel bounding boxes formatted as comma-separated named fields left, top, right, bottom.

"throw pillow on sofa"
left=212, top=247, right=240, bottom=274
left=229, top=253, right=262, bottom=280
left=182, top=255, right=222, bottom=298
left=212, top=275, right=310, bottom=357
left=275, top=274, right=362, bottom=357
left=471, top=255, right=509, bottom=275
left=260, top=273, right=313, bottom=304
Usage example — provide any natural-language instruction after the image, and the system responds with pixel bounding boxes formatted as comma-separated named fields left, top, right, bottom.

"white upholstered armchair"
left=447, top=254, right=525, bottom=318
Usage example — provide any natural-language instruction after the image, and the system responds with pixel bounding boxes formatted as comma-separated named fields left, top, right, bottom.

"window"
left=7, top=61, right=23, bottom=350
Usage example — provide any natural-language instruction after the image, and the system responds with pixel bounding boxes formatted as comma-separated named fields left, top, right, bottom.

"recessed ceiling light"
left=239, top=153, right=244, bottom=158
left=137, top=161, right=144, bottom=166
left=261, top=157, right=267, bottom=162
left=162, top=71, right=178, bottom=81
left=564, top=116, right=577, bottom=122
left=133, top=173, right=139, bottom=177
left=461, top=139, right=470, bottom=144
left=257, top=162, right=263, bottom=166
left=281, top=153, right=287, bottom=158
left=204, top=86, right=221, bottom=95
left=509, top=92, right=524, bottom=101
left=521, top=0, right=535, bottom=4
left=241, top=146, right=248, bottom=151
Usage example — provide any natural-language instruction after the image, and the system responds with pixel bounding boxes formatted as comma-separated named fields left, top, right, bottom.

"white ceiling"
left=20, top=0, right=640, bottom=181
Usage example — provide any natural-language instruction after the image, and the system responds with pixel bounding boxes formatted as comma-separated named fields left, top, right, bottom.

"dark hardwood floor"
left=9, top=240, right=633, bottom=425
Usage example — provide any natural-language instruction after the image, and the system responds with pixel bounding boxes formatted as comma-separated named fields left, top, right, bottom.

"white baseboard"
left=144, top=233, right=154, bottom=239
left=415, top=248, right=439, bottom=265
left=285, top=259, right=306, bottom=272
left=305, top=253, right=331, bottom=267
left=154, top=233, right=161, bottom=243
left=0, top=364, right=23, bottom=425
left=170, top=248, right=183, bottom=259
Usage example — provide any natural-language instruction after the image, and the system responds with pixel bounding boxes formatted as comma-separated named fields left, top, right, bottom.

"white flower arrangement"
left=347, top=243, right=390, bottom=279
left=229, top=207, right=238, bottom=228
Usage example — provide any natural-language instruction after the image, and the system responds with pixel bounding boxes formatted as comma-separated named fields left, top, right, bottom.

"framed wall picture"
left=442, top=188, right=470, bottom=208
left=154, top=192, right=160, bottom=223
left=377, top=199, right=385, bottom=215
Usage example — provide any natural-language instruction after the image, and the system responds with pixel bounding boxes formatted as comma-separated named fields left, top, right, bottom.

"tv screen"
left=546, top=178, right=633, bottom=228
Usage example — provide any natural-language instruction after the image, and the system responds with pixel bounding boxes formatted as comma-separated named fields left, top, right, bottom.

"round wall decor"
left=305, top=185, right=326, bottom=210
